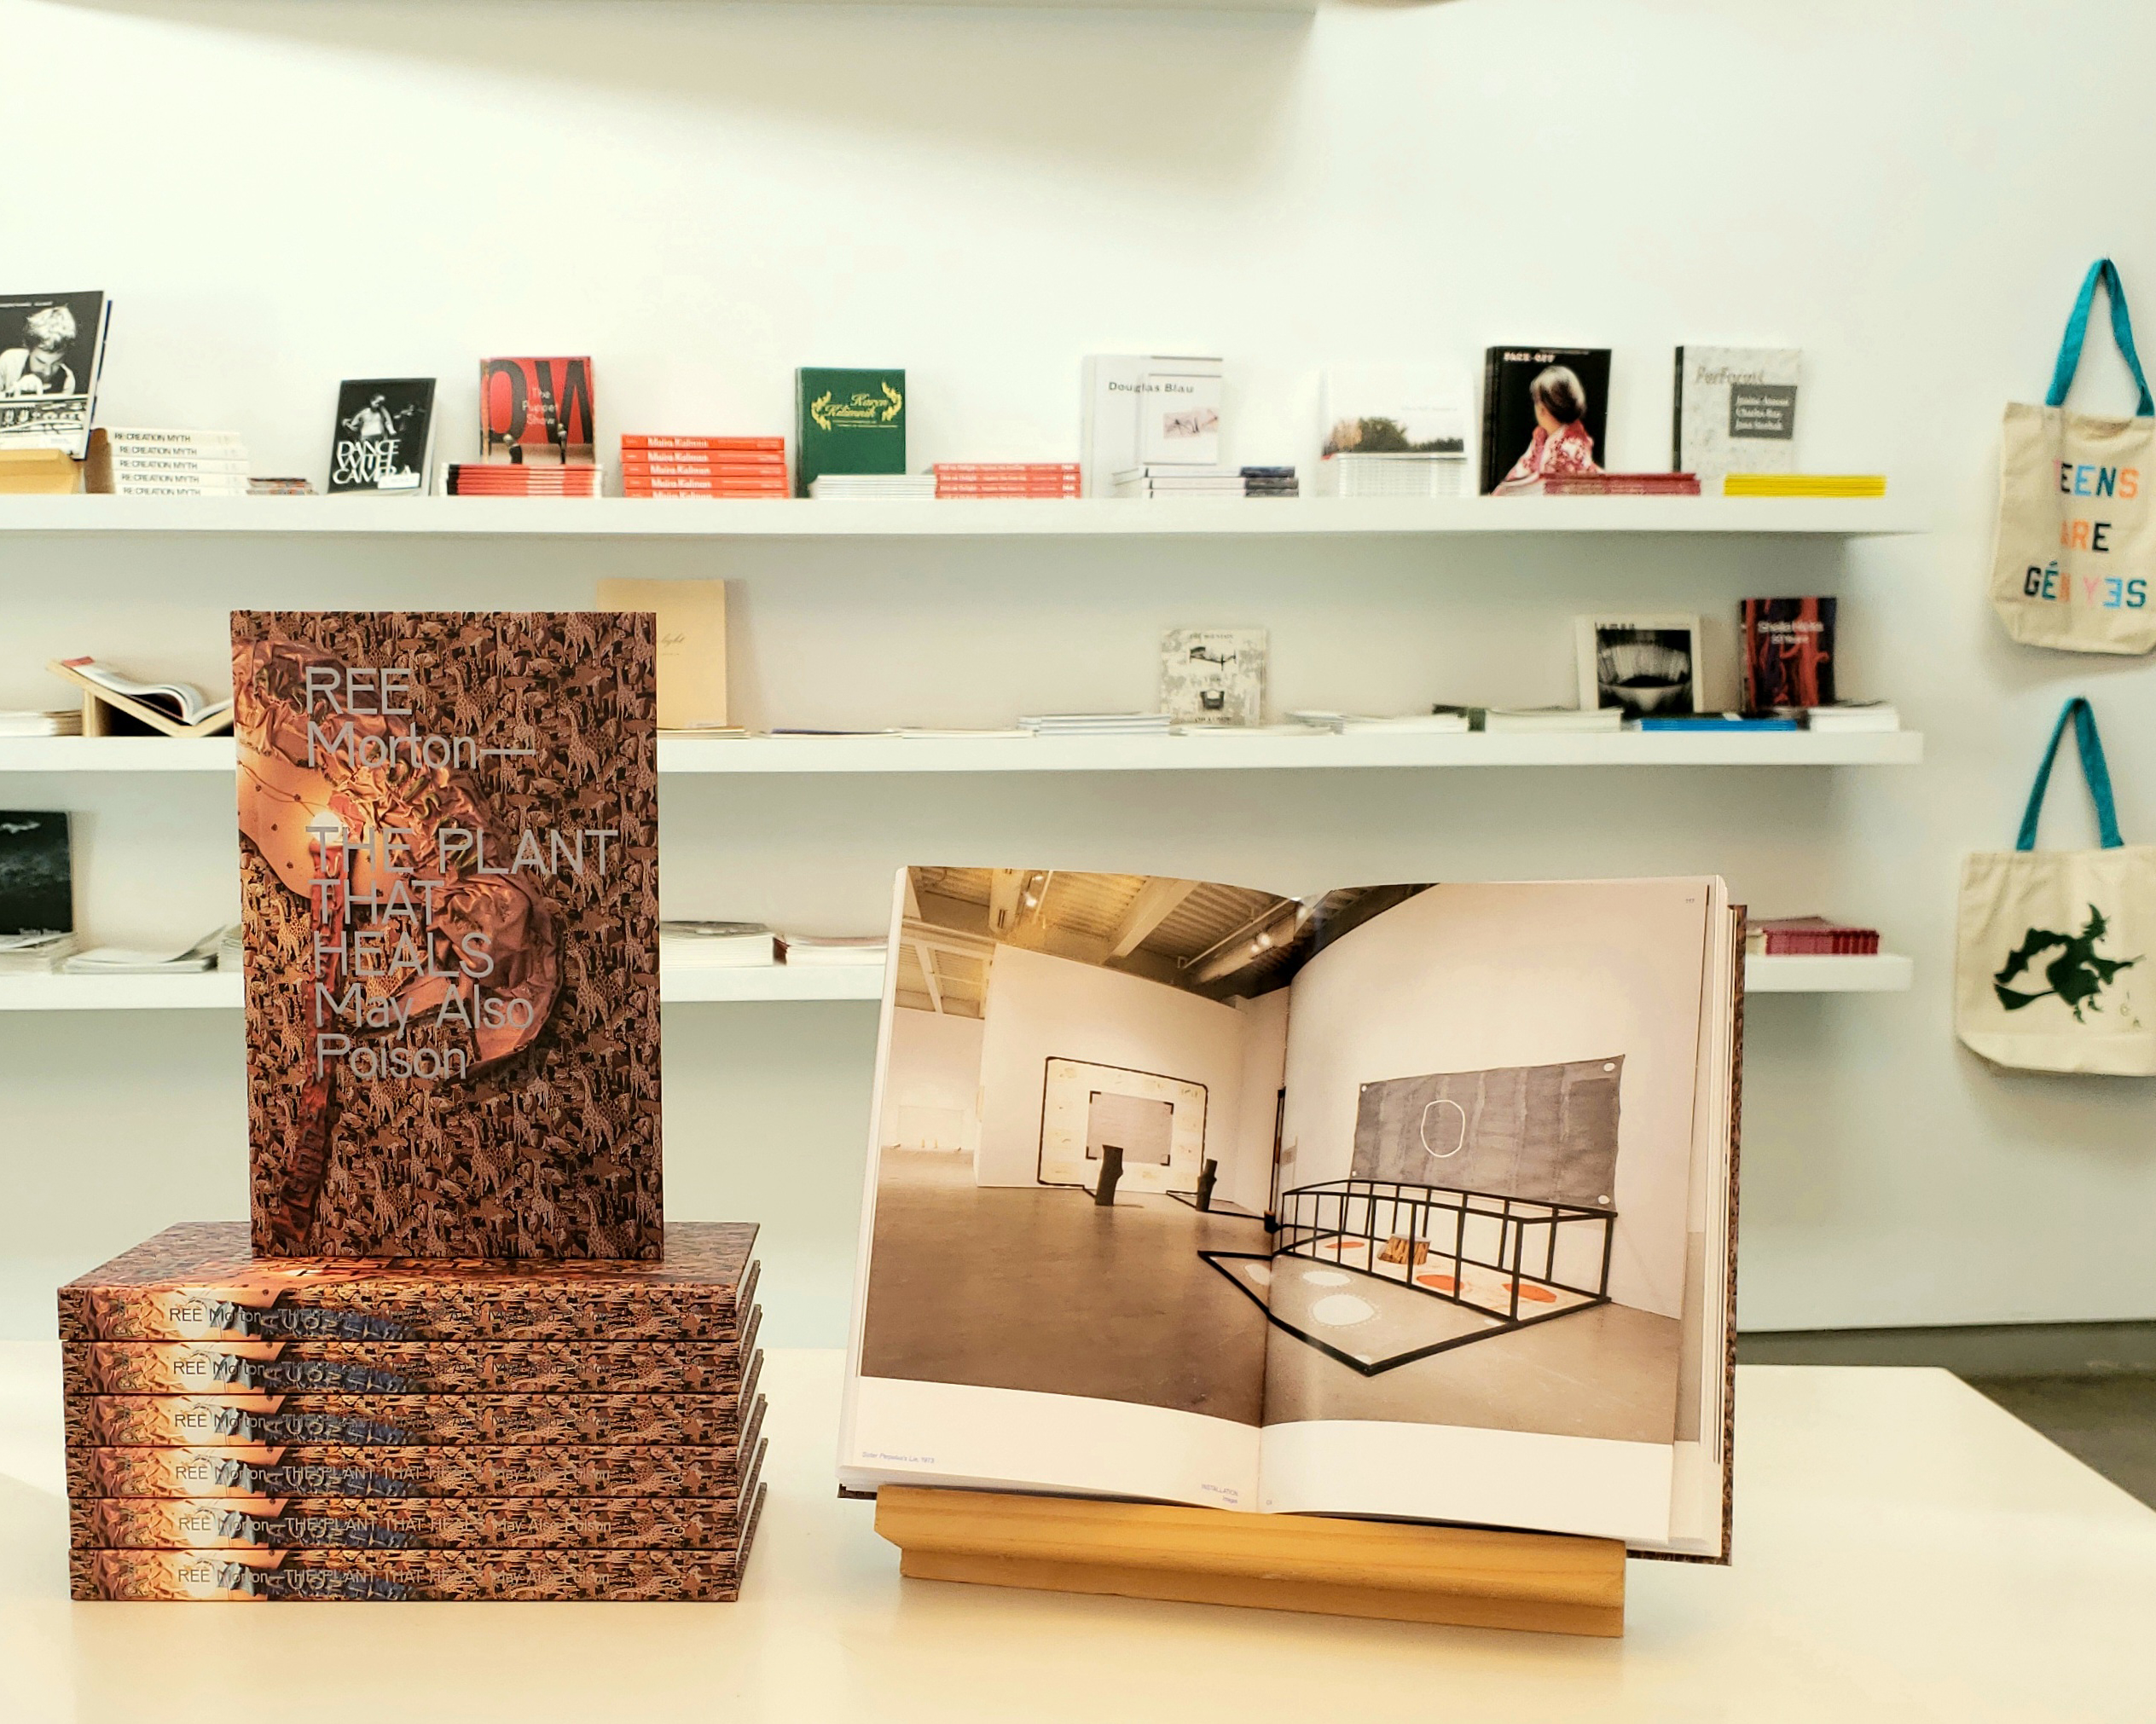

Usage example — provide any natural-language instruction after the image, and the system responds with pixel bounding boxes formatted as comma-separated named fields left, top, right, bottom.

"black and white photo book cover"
left=1575, top=615, right=1704, bottom=720
left=0, top=292, right=111, bottom=457
left=328, top=378, right=437, bottom=495
left=0, top=811, right=72, bottom=935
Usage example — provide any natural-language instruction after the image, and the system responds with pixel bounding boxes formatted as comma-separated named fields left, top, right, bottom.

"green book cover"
left=795, top=367, right=906, bottom=496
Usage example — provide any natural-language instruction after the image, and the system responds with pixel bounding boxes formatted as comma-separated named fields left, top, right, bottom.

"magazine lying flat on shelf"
left=840, top=868, right=1740, bottom=1559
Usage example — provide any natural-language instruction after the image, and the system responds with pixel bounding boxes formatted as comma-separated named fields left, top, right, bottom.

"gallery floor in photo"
left=859, top=1150, right=1271, bottom=1424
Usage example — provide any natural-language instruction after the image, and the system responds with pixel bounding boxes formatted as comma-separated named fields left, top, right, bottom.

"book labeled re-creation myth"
left=229, top=613, right=660, bottom=1258
left=1160, top=628, right=1267, bottom=727
left=1081, top=355, right=1226, bottom=496
left=479, top=358, right=595, bottom=466
left=1740, top=596, right=1837, bottom=711
left=0, top=292, right=111, bottom=457
left=795, top=367, right=905, bottom=497
left=842, top=868, right=1742, bottom=1559
left=1672, top=346, right=1800, bottom=483
left=1481, top=346, right=1613, bottom=495
left=328, top=379, right=437, bottom=495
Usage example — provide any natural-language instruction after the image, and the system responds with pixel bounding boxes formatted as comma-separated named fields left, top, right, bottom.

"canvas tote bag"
left=1990, top=258, right=2156, bottom=654
left=1956, top=697, right=2156, bottom=1074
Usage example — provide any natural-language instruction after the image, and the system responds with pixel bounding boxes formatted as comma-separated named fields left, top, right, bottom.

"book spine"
left=620, top=436, right=784, bottom=453
left=1672, top=345, right=1684, bottom=475
left=1479, top=349, right=1503, bottom=495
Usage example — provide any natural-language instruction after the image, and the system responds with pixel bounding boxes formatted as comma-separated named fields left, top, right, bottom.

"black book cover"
left=328, top=379, right=436, bottom=495
left=0, top=810, right=71, bottom=934
left=1479, top=346, right=1612, bottom=494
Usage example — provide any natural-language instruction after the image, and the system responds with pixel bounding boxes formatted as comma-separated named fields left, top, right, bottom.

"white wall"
left=1226, top=989, right=1290, bottom=1214
left=5, top=0, right=2156, bottom=1339
left=974, top=945, right=1246, bottom=1187
left=1278, top=882, right=1712, bottom=1319
left=878, top=1005, right=985, bottom=1154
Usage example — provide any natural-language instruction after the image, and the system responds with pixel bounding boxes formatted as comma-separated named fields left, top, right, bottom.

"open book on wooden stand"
left=46, top=657, right=235, bottom=738
left=843, top=869, right=1744, bottom=1637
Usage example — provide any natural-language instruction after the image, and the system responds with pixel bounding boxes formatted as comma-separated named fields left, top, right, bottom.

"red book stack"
left=443, top=464, right=599, bottom=497
left=1537, top=472, right=1702, bottom=496
left=933, top=462, right=1081, bottom=499
left=1747, top=917, right=1881, bottom=956
left=622, top=437, right=789, bottom=500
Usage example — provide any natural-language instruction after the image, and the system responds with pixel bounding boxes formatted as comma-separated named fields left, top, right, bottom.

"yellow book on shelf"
left=0, top=447, right=82, bottom=495
left=1722, top=473, right=1887, bottom=498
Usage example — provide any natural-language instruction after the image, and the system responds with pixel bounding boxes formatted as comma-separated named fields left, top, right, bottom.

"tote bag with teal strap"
left=1989, top=258, right=2156, bottom=654
left=1956, top=698, right=2155, bottom=1074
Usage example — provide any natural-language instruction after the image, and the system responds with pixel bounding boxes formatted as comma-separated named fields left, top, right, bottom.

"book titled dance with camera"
left=327, top=379, right=437, bottom=495
left=843, top=867, right=1742, bottom=1559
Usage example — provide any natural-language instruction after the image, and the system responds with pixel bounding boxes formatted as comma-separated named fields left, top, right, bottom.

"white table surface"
left=3, top=1347, right=2152, bottom=1722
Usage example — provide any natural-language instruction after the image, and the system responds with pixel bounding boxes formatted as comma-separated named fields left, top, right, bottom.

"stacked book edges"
left=443, top=464, right=600, bottom=498
left=1723, top=474, right=1886, bottom=498
left=1533, top=472, right=1701, bottom=496
left=933, top=463, right=1081, bottom=498
left=622, top=437, right=789, bottom=500
left=99, top=430, right=252, bottom=498
left=1111, top=466, right=1298, bottom=498
left=1020, top=712, right=1173, bottom=736
left=61, top=1222, right=768, bottom=1602
left=1802, top=702, right=1900, bottom=733
left=0, top=931, right=78, bottom=974
left=0, top=708, right=82, bottom=736
left=1747, top=917, right=1881, bottom=956
left=808, top=475, right=936, bottom=500
left=1318, top=453, right=1469, bottom=499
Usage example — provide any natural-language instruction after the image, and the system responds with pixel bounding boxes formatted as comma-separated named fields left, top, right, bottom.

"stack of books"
left=1805, top=702, right=1900, bottom=733
left=217, top=924, right=243, bottom=971
left=1110, top=466, right=1246, bottom=500
left=808, top=473, right=935, bottom=500
left=1318, top=453, right=1468, bottom=498
left=99, top=430, right=250, bottom=497
left=246, top=477, right=314, bottom=497
left=0, top=931, right=76, bottom=974
left=1019, top=712, right=1174, bottom=737
left=443, top=464, right=599, bottom=498
left=1480, top=706, right=1626, bottom=733
left=1240, top=466, right=1299, bottom=498
left=1724, top=474, right=1886, bottom=498
left=1288, top=710, right=1472, bottom=734
left=1537, top=472, right=1701, bottom=497
left=61, top=1225, right=768, bottom=1602
left=61, top=929, right=224, bottom=975
left=780, top=934, right=888, bottom=968
left=932, top=463, right=1080, bottom=499
left=1747, top=917, right=1881, bottom=956
left=622, top=437, right=788, bottom=500
left=0, top=709, right=82, bottom=736
left=0, top=448, right=79, bottom=494
left=660, top=922, right=780, bottom=967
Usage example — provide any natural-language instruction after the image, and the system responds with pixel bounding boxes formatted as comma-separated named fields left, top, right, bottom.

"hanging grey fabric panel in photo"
left=1348, top=1057, right=1624, bottom=1206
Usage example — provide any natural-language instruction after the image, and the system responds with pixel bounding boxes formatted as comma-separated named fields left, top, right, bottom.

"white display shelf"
left=0, top=494, right=1918, bottom=539
left=1745, top=952, right=1913, bottom=993
left=0, top=963, right=884, bottom=1012
left=0, top=730, right=1926, bottom=775
left=0, top=956, right=1904, bottom=1010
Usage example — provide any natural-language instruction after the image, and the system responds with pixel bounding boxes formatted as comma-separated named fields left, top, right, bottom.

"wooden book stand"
left=874, top=1486, right=1626, bottom=1637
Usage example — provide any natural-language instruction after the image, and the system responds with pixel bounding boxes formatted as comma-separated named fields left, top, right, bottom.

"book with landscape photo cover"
left=841, top=868, right=1741, bottom=1559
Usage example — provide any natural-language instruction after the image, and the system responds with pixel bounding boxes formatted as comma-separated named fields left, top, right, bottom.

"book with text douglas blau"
left=843, top=866, right=1741, bottom=1560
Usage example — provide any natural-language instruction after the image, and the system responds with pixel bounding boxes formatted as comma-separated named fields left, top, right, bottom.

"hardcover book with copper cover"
left=230, top=611, right=660, bottom=1258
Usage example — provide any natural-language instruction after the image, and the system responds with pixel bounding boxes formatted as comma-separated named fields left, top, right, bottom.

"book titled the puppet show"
left=230, top=612, right=660, bottom=1261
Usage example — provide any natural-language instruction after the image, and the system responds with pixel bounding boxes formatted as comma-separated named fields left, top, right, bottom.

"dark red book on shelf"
left=1741, top=597, right=1837, bottom=711
left=1538, top=472, right=1701, bottom=495
left=1749, top=917, right=1879, bottom=955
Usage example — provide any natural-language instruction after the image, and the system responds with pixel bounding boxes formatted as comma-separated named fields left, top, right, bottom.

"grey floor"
left=1741, top=1322, right=2156, bottom=1508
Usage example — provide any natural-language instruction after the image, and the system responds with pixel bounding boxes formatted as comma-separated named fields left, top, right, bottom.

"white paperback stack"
left=1805, top=702, right=1900, bottom=733
left=780, top=935, right=889, bottom=968
left=102, top=429, right=249, bottom=496
left=1319, top=366, right=1471, bottom=497
left=808, top=474, right=936, bottom=500
left=1288, top=710, right=1472, bottom=734
left=1111, top=467, right=1245, bottom=499
left=1019, top=712, right=1174, bottom=737
left=1481, top=707, right=1625, bottom=733
left=0, top=709, right=81, bottom=737
left=659, top=921, right=780, bottom=967
left=0, top=932, right=77, bottom=974
left=61, top=928, right=224, bottom=975
left=217, top=924, right=244, bottom=971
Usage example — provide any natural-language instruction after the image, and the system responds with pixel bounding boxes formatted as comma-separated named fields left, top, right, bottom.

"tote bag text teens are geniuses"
left=1990, top=258, right=2156, bottom=654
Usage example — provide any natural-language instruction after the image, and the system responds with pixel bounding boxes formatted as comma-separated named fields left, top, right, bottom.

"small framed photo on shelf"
left=1575, top=615, right=1702, bottom=719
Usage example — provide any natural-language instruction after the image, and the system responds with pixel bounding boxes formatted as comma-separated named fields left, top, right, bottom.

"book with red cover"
left=480, top=358, right=595, bottom=466
left=1538, top=472, right=1701, bottom=495
left=1741, top=597, right=1837, bottom=711
left=1748, top=917, right=1879, bottom=955
left=621, top=436, right=783, bottom=454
